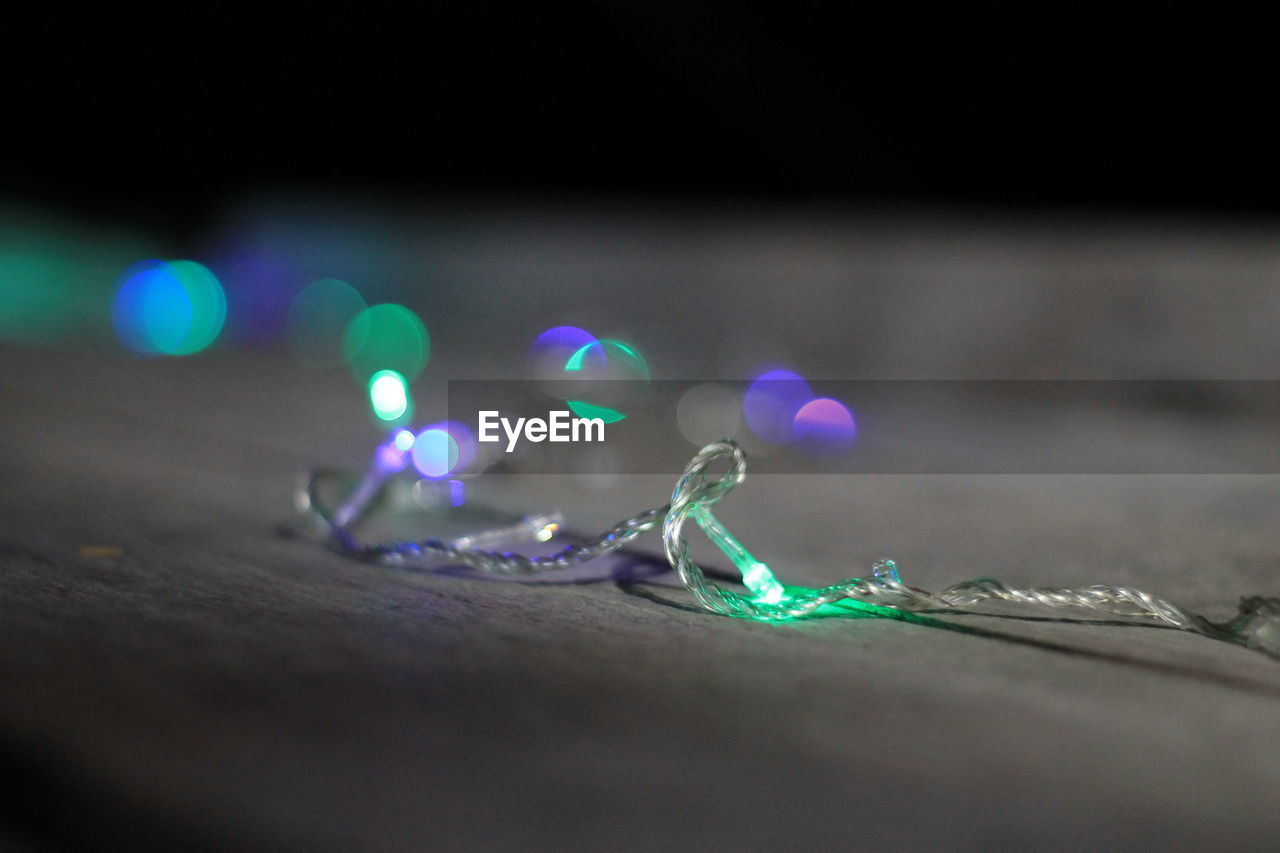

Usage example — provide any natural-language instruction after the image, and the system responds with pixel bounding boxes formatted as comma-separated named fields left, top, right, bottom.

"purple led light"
left=412, top=427, right=460, bottom=479
left=375, top=440, right=411, bottom=474
left=393, top=429, right=415, bottom=452
left=529, top=325, right=604, bottom=375
left=743, top=369, right=814, bottom=444
left=431, top=420, right=477, bottom=472
left=532, top=325, right=597, bottom=352
left=792, top=397, right=856, bottom=454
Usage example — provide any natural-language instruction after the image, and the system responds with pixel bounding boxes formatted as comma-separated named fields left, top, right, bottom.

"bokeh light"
left=393, top=428, right=416, bottom=452
left=430, top=420, right=477, bottom=473
left=0, top=246, right=85, bottom=345
left=368, top=369, right=410, bottom=423
left=529, top=325, right=601, bottom=377
left=112, top=259, right=226, bottom=356
left=530, top=325, right=604, bottom=406
left=168, top=261, right=226, bottom=353
left=343, top=303, right=430, bottom=381
left=2, top=216, right=158, bottom=347
left=287, top=279, right=367, bottom=368
left=0, top=253, right=68, bottom=343
left=376, top=439, right=412, bottom=474
left=676, top=383, right=743, bottom=446
left=792, top=397, right=856, bottom=453
left=114, top=261, right=188, bottom=353
left=564, top=338, right=649, bottom=423
left=412, top=427, right=461, bottom=479
left=564, top=338, right=648, bottom=377
left=743, top=369, right=813, bottom=443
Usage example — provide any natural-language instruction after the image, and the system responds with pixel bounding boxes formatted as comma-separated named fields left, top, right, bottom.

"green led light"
left=690, top=503, right=900, bottom=617
left=0, top=248, right=76, bottom=344
left=343, top=303, right=430, bottom=381
left=164, top=260, right=226, bottom=355
left=2, top=216, right=155, bottom=347
left=369, top=369, right=410, bottom=422
left=563, top=342, right=595, bottom=372
left=564, top=338, right=650, bottom=378
left=565, top=399, right=627, bottom=424
left=562, top=338, right=650, bottom=423
left=691, top=503, right=787, bottom=604
left=112, top=259, right=226, bottom=356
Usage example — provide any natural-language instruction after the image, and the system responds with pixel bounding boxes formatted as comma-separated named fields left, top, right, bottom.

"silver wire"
left=661, top=441, right=1280, bottom=655
left=304, top=440, right=1280, bottom=656
left=305, top=467, right=668, bottom=574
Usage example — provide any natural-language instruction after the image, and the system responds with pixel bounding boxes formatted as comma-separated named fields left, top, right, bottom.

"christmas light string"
left=304, top=433, right=1280, bottom=659
left=80, top=262, right=1280, bottom=657
left=288, top=299, right=1280, bottom=658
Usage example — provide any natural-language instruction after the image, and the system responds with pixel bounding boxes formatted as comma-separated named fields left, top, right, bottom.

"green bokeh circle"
left=342, top=303, right=430, bottom=381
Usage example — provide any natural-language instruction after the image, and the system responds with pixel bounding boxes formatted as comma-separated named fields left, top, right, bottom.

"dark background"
left=2, top=4, right=1272, bottom=231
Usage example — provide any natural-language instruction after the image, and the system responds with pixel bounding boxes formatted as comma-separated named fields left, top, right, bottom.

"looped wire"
left=662, top=440, right=943, bottom=620
left=303, top=438, right=1280, bottom=657
left=302, top=466, right=671, bottom=575
left=659, top=441, right=1280, bottom=656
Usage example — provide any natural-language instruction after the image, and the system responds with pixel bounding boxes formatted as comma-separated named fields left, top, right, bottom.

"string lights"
left=269, top=280, right=1279, bottom=660
left=304, top=434, right=1280, bottom=659
left=19, top=252, right=1268, bottom=658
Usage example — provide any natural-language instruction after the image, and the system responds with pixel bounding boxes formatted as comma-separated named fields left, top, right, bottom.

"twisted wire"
left=932, top=578, right=1216, bottom=634
left=306, top=470, right=669, bottom=574
left=307, top=439, right=1279, bottom=655
left=661, top=440, right=946, bottom=620
left=660, top=441, right=1276, bottom=653
left=366, top=505, right=669, bottom=574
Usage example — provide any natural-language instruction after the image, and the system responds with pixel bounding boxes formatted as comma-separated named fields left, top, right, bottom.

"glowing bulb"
left=369, top=370, right=410, bottom=422
left=691, top=503, right=788, bottom=605
left=563, top=338, right=650, bottom=423
left=343, top=303, right=430, bottom=381
left=564, top=338, right=648, bottom=376
left=792, top=397, right=856, bottom=453
left=529, top=326, right=600, bottom=377
left=743, top=562, right=787, bottom=604
left=112, top=259, right=226, bottom=356
left=376, top=441, right=411, bottom=474
left=430, top=420, right=477, bottom=473
left=743, top=369, right=812, bottom=444
left=393, top=429, right=415, bottom=452
left=412, top=427, right=460, bottom=479
left=166, top=260, right=226, bottom=355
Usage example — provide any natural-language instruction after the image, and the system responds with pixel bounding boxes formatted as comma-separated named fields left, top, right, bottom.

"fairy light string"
left=303, top=306, right=1280, bottom=658
left=304, top=435, right=1280, bottom=659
